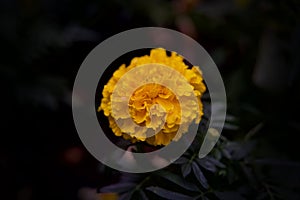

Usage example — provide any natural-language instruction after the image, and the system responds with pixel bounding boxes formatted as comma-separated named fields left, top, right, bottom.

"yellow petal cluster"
left=98, top=48, right=206, bottom=146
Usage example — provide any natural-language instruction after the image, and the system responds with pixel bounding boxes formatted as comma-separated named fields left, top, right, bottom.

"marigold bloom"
left=98, top=48, right=206, bottom=146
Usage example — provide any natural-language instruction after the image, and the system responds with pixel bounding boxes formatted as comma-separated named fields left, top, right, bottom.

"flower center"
left=129, top=83, right=181, bottom=134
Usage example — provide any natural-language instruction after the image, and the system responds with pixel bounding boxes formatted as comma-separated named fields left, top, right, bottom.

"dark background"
left=1, top=0, right=300, bottom=199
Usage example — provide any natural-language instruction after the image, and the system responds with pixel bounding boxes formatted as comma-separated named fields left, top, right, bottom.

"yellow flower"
left=98, top=48, right=206, bottom=146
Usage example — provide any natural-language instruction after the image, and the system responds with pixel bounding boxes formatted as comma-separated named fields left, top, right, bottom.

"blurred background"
left=1, top=0, right=300, bottom=199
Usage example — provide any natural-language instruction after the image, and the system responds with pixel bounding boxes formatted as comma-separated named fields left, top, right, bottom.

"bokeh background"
left=1, top=0, right=300, bottom=199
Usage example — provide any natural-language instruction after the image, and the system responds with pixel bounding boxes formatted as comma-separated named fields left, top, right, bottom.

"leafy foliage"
left=99, top=113, right=300, bottom=199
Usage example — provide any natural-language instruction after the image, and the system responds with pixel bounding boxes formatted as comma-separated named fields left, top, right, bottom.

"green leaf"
left=119, top=191, right=134, bottom=200
left=221, top=149, right=232, bottom=159
left=147, top=186, right=193, bottom=200
left=196, top=158, right=217, bottom=173
left=224, top=141, right=255, bottom=160
left=100, top=182, right=136, bottom=193
left=155, top=171, right=199, bottom=192
left=223, top=123, right=239, bottom=130
left=174, top=156, right=189, bottom=164
left=192, top=162, right=209, bottom=189
left=227, top=167, right=236, bottom=184
left=206, top=157, right=226, bottom=168
left=214, top=149, right=222, bottom=160
left=138, top=190, right=149, bottom=200
left=214, top=191, right=246, bottom=200
left=182, top=163, right=192, bottom=177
